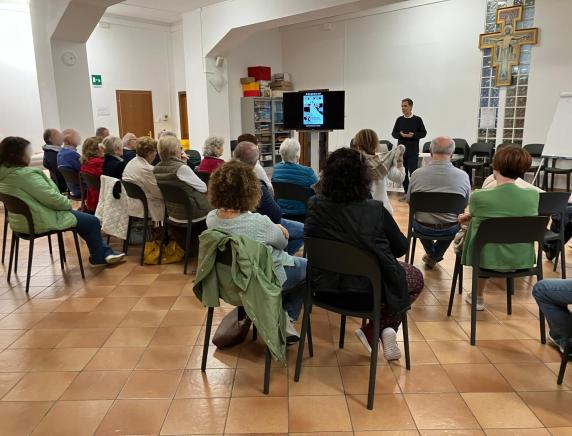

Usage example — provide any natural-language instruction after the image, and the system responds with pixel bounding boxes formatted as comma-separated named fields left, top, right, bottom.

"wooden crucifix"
left=479, top=5, right=539, bottom=87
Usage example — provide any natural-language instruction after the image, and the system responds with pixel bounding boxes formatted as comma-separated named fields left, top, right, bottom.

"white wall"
left=170, top=27, right=186, bottom=138
left=282, top=0, right=485, bottom=151
left=87, top=18, right=175, bottom=137
left=0, top=4, right=44, bottom=151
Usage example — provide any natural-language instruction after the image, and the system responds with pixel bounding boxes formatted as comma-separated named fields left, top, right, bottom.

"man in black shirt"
left=391, top=98, right=427, bottom=197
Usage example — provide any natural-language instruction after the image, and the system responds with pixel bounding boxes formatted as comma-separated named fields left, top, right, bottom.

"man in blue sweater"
left=57, top=128, right=83, bottom=198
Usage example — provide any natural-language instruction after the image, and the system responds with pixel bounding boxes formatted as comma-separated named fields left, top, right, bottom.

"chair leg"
left=447, top=256, right=460, bottom=316
left=201, top=307, right=214, bottom=371
left=106, top=235, right=111, bottom=245
left=263, top=346, right=271, bottom=395
left=539, top=310, right=546, bottom=344
left=560, top=241, right=567, bottom=279
left=367, top=309, right=381, bottom=410
left=139, top=219, right=148, bottom=266
left=1, top=215, right=7, bottom=264
left=25, top=237, right=34, bottom=294
left=158, top=223, right=167, bottom=265
left=470, top=274, right=478, bottom=345
left=458, top=262, right=464, bottom=294
left=7, top=234, right=16, bottom=282
left=14, top=237, right=19, bottom=274
left=410, top=237, right=417, bottom=265
left=307, top=315, right=314, bottom=357
left=294, top=302, right=312, bottom=382
left=402, top=311, right=411, bottom=370
left=183, top=223, right=192, bottom=275
left=47, top=234, right=53, bottom=256
left=123, top=217, right=133, bottom=254
left=557, top=341, right=569, bottom=385
left=339, top=315, right=346, bottom=349
left=56, top=233, right=65, bottom=270
left=72, top=231, right=85, bottom=279
left=506, top=278, right=513, bottom=315
left=252, top=325, right=258, bottom=341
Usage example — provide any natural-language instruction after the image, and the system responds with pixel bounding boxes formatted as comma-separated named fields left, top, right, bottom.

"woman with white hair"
left=102, top=136, right=127, bottom=179
left=271, top=138, right=318, bottom=217
left=197, top=135, right=225, bottom=174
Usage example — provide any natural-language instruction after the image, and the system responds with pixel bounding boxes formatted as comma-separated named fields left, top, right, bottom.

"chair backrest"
left=81, top=172, right=101, bottom=191
left=216, top=241, right=233, bottom=266
left=468, top=142, right=494, bottom=160
left=523, top=143, right=544, bottom=157
left=58, top=167, right=84, bottom=200
left=156, top=181, right=194, bottom=222
left=452, top=139, right=470, bottom=159
left=196, top=171, right=210, bottom=185
left=422, top=141, right=431, bottom=153
left=0, top=193, right=35, bottom=235
left=379, top=140, right=393, bottom=151
left=471, top=216, right=548, bottom=271
left=538, top=192, right=570, bottom=216
left=304, top=236, right=382, bottom=309
left=272, top=181, right=312, bottom=208
left=122, top=180, right=150, bottom=218
left=408, top=192, right=468, bottom=215
left=185, top=150, right=202, bottom=169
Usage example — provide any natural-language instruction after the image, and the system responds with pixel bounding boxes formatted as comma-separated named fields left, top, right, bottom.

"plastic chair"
left=272, top=181, right=313, bottom=222
left=405, top=192, right=468, bottom=265
left=463, top=143, right=494, bottom=187
left=451, top=139, right=470, bottom=167
left=538, top=192, right=570, bottom=279
left=379, top=140, right=393, bottom=151
left=200, top=241, right=272, bottom=394
left=294, top=237, right=411, bottom=410
left=122, top=181, right=152, bottom=266
left=447, top=216, right=548, bottom=345
left=422, top=141, right=431, bottom=153
left=156, top=182, right=207, bottom=274
left=542, top=158, right=572, bottom=192
left=557, top=320, right=571, bottom=385
left=80, top=172, right=101, bottom=192
left=0, top=193, right=85, bottom=293
left=196, top=172, right=210, bottom=185
left=523, top=144, right=545, bottom=187
left=58, top=167, right=85, bottom=208
left=185, top=150, right=202, bottom=170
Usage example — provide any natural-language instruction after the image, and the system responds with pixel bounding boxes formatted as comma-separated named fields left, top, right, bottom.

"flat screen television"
left=283, top=90, right=345, bottom=130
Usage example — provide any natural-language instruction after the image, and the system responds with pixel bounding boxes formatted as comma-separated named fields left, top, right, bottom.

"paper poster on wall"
left=97, top=107, right=110, bottom=116
left=479, top=107, right=497, bottom=129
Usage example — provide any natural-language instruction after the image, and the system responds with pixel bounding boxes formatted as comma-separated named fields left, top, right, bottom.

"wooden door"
left=116, top=90, right=154, bottom=138
left=178, top=91, right=189, bottom=140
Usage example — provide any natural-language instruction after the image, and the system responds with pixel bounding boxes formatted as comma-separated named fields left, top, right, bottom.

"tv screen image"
left=284, top=90, right=344, bottom=130
left=303, top=93, right=324, bottom=127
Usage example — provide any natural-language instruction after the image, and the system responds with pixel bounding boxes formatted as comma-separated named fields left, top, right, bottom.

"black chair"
left=185, top=150, right=202, bottom=170
left=196, top=172, right=210, bottom=185
left=451, top=139, right=470, bottom=168
left=405, top=192, right=468, bottom=265
left=422, top=141, right=431, bottom=153
left=122, top=181, right=152, bottom=266
left=156, top=182, right=207, bottom=274
left=201, top=241, right=272, bottom=394
left=80, top=172, right=101, bottom=192
left=447, top=216, right=548, bottom=345
left=379, top=140, right=393, bottom=151
left=272, top=181, right=313, bottom=222
left=523, top=144, right=544, bottom=187
left=0, top=193, right=85, bottom=293
left=463, top=143, right=494, bottom=187
left=557, top=320, right=571, bottom=385
left=538, top=192, right=570, bottom=279
left=542, top=158, right=572, bottom=192
left=294, top=237, right=411, bottom=410
left=58, top=167, right=85, bottom=208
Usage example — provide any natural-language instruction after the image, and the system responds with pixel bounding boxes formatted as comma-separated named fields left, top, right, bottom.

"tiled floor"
left=0, top=196, right=570, bottom=435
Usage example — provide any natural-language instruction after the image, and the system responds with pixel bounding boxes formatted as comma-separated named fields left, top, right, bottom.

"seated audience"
left=237, top=133, right=273, bottom=194
left=352, top=129, right=405, bottom=215
left=271, top=138, right=318, bottom=218
left=0, top=137, right=125, bottom=267
left=96, top=127, right=110, bottom=140
left=305, top=148, right=424, bottom=360
left=407, top=136, right=471, bottom=268
left=123, top=136, right=164, bottom=222
left=196, top=136, right=225, bottom=174
left=533, top=279, right=572, bottom=353
left=206, top=160, right=305, bottom=341
left=153, top=135, right=211, bottom=221
left=42, top=128, right=67, bottom=193
left=122, top=133, right=138, bottom=164
left=57, top=128, right=83, bottom=198
left=102, top=136, right=127, bottom=179
left=460, top=145, right=539, bottom=310
left=79, top=137, right=104, bottom=213
left=234, top=141, right=304, bottom=255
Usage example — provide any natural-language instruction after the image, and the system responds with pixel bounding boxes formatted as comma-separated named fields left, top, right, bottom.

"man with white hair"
left=406, top=136, right=471, bottom=268
left=122, top=133, right=138, bottom=164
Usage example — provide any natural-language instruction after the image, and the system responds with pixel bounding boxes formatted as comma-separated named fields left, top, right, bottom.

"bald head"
left=430, top=136, right=455, bottom=158
left=43, top=128, right=62, bottom=146
left=62, top=129, right=81, bottom=148
left=233, top=141, right=259, bottom=167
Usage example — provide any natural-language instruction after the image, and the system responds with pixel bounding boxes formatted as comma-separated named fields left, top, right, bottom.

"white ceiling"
left=106, top=0, right=227, bottom=24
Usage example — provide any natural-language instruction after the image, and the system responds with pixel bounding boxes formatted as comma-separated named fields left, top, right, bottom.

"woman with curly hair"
left=207, top=160, right=306, bottom=342
left=79, top=137, right=104, bottom=213
left=305, top=147, right=424, bottom=360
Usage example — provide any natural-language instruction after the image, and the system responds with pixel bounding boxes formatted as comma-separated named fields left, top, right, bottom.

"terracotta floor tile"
left=137, top=345, right=192, bottom=370
left=108, top=284, right=150, bottom=297
left=14, top=299, right=64, bottom=313
left=0, top=312, right=48, bottom=329
left=72, top=285, right=116, bottom=298
left=484, top=430, right=550, bottom=435
left=103, top=327, right=156, bottom=347
left=420, top=431, right=485, bottom=435
left=0, top=329, right=26, bottom=349
left=226, top=397, right=288, bottom=434
left=519, top=391, right=572, bottom=427
left=85, top=347, right=146, bottom=370
left=54, top=298, right=104, bottom=312
left=0, top=372, right=25, bottom=398
left=289, top=395, right=352, bottom=432
left=95, top=399, right=170, bottom=436
left=175, top=368, right=235, bottom=398
left=416, top=321, right=468, bottom=341
left=150, top=326, right=202, bottom=346
left=495, top=362, right=565, bottom=391
left=119, top=369, right=182, bottom=399
left=335, top=341, right=374, bottom=366
left=428, top=340, right=489, bottom=364
left=187, top=345, right=239, bottom=369
left=354, top=431, right=420, bottom=436
left=56, top=328, right=113, bottom=348
left=477, top=340, right=541, bottom=363
left=519, top=339, right=563, bottom=363
left=160, top=398, right=229, bottom=435
left=31, top=347, right=97, bottom=371
left=392, top=363, right=457, bottom=393
left=289, top=366, right=344, bottom=396
left=78, top=312, right=127, bottom=328
left=347, top=394, right=416, bottom=431
left=132, top=296, right=177, bottom=311
left=119, top=310, right=168, bottom=327
left=161, top=309, right=206, bottom=326
left=61, top=371, right=131, bottom=400
left=30, top=399, right=112, bottom=436
left=339, top=364, right=400, bottom=395
left=462, top=392, right=542, bottom=428
left=394, top=341, right=439, bottom=365
left=546, top=362, right=572, bottom=388
left=442, top=363, right=513, bottom=392
left=120, top=274, right=159, bottom=286
left=91, top=296, right=140, bottom=312
left=232, top=366, right=287, bottom=397
left=405, top=393, right=480, bottom=430
left=0, top=348, right=52, bottom=372
left=9, top=328, right=69, bottom=348
left=459, top=321, right=521, bottom=341
left=0, top=401, right=53, bottom=436
left=3, top=371, right=77, bottom=401
left=547, top=428, right=572, bottom=436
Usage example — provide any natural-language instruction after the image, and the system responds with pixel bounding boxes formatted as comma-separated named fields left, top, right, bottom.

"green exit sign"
left=91, top=74, right=102, bottom=87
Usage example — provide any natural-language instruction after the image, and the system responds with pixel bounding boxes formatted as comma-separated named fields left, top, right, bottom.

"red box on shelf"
left=243, top=90, right=261, bottom=97
left=247, top=66, right=271, bottom=82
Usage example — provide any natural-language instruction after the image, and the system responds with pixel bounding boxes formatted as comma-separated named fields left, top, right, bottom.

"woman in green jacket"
left=0, top=137, right=125, bottom=267
left=460, top=145, right=539, bottom=310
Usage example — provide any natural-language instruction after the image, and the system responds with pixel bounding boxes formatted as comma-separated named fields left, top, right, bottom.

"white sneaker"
left=105, top=253, right=126, bottom=264
left=381, top=328, right=402, bottom=361
left=465, top=292, right=485, bottom=311
left=547, top=332, right=565, bottom=353
left=284, top=313, right=299, bottom=345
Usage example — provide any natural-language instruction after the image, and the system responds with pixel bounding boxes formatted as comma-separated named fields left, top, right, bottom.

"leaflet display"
left=284, top=91, right=344, bottom=130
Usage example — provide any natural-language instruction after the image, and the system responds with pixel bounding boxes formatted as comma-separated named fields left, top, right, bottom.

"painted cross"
left=479, top=6, right=538, bottom=87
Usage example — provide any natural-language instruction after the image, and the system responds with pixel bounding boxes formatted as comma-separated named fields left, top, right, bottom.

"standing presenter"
left=392, top=98, right=427, bottom=199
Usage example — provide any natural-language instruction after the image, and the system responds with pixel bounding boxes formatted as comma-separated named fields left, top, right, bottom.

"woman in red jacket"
left=196, top=135, right=225, bottom=174
left=80, top=137, right=104, bottom=213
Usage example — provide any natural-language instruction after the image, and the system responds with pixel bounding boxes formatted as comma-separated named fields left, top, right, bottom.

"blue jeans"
left=282, top=256, right=307, bottom=320
left=544, top=205, right=572, bottom=257
left=281, top=218, right=304, bottom=255
left=71, top=211, right=114, bottom=265
left=412, top=220, right=459, bottom=262
left=532, top=279, right=572, bottom=348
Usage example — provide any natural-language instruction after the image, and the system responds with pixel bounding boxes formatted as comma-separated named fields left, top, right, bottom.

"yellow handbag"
left=143, top=240, right=185, bottom=265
